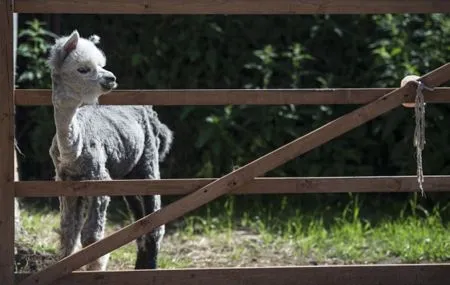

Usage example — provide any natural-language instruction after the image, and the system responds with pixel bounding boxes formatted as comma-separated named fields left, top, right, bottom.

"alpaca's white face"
left=50, top=31, right=117, bottom=105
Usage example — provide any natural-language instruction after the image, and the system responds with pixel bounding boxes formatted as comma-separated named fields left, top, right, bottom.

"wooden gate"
left=1, top=1, right=450, bottom=285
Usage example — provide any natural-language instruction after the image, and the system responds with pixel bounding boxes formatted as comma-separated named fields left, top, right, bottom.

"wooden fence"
left=1, top=1, right=450, bottom=285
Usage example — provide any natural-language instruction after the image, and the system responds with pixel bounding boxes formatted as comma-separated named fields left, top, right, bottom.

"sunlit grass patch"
left=18, top=207, right=59, bottom=255
left=16, top=194, right=450, bottom=270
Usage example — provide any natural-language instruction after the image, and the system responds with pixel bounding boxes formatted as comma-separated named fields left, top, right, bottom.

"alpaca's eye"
left=77, top=67, right=91, bottom=74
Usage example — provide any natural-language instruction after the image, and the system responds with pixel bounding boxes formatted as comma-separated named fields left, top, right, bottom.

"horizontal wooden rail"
left=15, top=264, right=450, bottom=285
left=14, top=176, right=450, bottom=197
left=14, top=0, right=450, bottom=14
left=14, top=88, right=450, bottom=106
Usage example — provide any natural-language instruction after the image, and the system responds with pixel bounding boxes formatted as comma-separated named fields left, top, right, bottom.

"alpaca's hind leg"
left=125, top=130, right=167, bottom=269
left=81, top=196, right=111, bottom=270
left=59, top=196, right=86, bottom=258
left=123, top=195, right=164, bottom=269
left=140, top=194, right=164, bottom=269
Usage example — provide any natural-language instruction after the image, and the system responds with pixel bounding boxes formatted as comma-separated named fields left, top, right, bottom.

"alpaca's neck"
left=52, top=80, right=83, bottom=162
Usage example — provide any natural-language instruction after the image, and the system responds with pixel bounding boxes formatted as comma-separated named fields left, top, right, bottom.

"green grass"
left=177, top=194, right=450, bottom=265
left=16, top=194, right=450, bottom=271
left=18, top=207, right=60, bottom=255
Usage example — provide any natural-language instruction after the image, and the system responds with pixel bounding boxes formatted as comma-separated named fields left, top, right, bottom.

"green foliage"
left=16, top=19, right=56, bottom=180
left=16, top=19, right=56, bottom=88
left=371, top=14, right=449, bottom=87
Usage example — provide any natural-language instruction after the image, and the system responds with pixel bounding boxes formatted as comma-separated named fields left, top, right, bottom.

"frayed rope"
left=410, top=80, right=434, bottom=196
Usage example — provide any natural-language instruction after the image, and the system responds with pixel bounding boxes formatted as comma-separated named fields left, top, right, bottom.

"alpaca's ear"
left=48, top=30, right=80, bottom=69
left=63, top=30, right=79, bottom=54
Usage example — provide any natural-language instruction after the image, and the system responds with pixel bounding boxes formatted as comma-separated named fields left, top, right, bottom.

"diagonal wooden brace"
left=20, top=62, right=450, bottom=285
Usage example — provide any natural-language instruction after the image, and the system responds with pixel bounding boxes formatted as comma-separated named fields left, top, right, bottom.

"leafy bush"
left=16, top=19, right=56, bottom=180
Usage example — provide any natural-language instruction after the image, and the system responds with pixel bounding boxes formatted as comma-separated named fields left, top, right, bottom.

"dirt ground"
left=15, top=244, right=57, bottom=273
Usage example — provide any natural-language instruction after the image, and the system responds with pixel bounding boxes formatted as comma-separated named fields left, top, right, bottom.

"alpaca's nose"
left=104, top=74, right=116, bottom=82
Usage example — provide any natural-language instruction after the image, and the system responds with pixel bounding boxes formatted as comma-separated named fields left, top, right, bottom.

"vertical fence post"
left=0, top=0, right=15, bottom=285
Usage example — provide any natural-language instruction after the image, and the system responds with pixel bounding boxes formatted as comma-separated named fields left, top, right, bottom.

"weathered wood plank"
left=14, top=176, right=450, bottom=197
left=14, top=0, right=450, bottom=14
left=19, top=63, right=450, bottom=285
left=15, top=264, right=450, bottom=285
left=14, top=88, right=450, bottom=106
left=0, top=1, right=15, bottom=285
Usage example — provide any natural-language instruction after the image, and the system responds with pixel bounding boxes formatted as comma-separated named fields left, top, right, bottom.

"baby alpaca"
left=48, top=30, right=173, bottom=270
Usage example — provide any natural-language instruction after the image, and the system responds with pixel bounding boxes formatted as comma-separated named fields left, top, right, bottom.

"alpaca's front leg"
left=59, top=196, right=86, bottom=257
left=81, top=195, right=111, bottom=270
